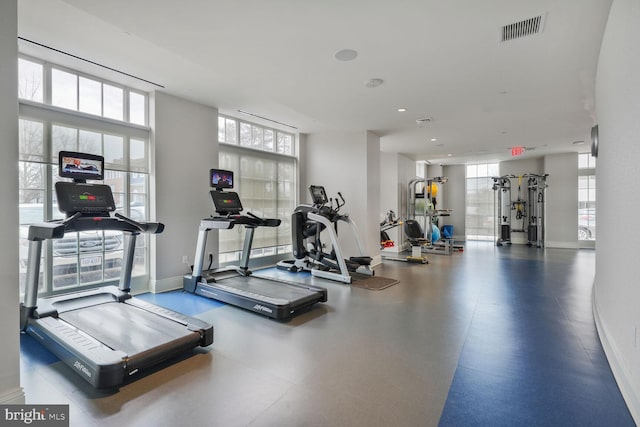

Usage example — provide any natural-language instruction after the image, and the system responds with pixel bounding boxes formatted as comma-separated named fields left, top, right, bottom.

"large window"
left=219, top=115, right=294, bottom=155
left=218, top=115, right=296, bottom=262
left=578, top=153, right=596, bottom=241
left=466, top=163, right=499, bottom=240
left=18, top=56, right=150, bottom=297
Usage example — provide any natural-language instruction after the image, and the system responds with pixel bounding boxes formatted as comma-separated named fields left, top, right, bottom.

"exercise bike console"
left=277, top=185, right=374, bottom=284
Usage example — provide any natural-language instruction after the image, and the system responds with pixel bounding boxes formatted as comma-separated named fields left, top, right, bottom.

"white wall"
left=379, top=152, right=415, bottom=249
left=397, top=155, right=416, bottom=221
left=151, top=92, right=218, bottom=291
left=543, top=153, right=578, bottom=248
left=442, top=165, right=466, bottom=241
left=379, top=152, right=399, bottom=217
left=593, top=0, right=640, bottom=422
left=0, top=0, right=24, bottom=404
left=365, top=131, right=381, bottom=261
left=500, top=157, right=543, bottom=176
left=303, top=131, right=380, bottom=261
left=426, top=164, right=443, bottom=179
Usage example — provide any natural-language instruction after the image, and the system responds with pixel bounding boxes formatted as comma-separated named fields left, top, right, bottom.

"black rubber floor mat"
left=349, top=274, right=399, bottom=290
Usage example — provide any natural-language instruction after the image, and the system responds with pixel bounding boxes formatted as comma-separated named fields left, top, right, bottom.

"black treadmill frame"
left=20, top=172, right=213, bottom=389
left=183, top=190, right=327, bottom=320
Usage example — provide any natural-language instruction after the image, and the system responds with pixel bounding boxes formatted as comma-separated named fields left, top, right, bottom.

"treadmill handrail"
left=244, top=211, right=281, bottom=228
left=27, top=215, right=164, bottom=241
left=206, top=214, right=281, bottom=229
left=22, top=213, right=165, bottom=318
left=115, top=212, right=164, bottom=234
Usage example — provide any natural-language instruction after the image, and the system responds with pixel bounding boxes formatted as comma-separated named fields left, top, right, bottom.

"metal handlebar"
left=115, top=212, right=165, bottom=234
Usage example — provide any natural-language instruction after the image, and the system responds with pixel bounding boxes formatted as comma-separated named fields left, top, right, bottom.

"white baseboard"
left=370, top=254, right=382, bottom=268
left=545, top=240, right=579, bottom=249
left=593, top=287, right=640, bottom=424
left=0, top=387, right=25, bottom=404
left=149, top=276, right=183, bottom=293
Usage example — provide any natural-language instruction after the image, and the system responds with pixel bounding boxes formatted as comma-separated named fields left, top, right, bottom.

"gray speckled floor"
left=20, top=242, right=630, bottom=426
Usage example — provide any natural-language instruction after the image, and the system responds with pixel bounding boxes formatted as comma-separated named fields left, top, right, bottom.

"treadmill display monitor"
left=59, top=151, right=104, bottom=181
left=210, top=169, right=234, bottom=189
left=210, top=190, right=243, bottom=215
left=309, top=185, right=328, bottom=205
left=55, top=181, right=116, bottom=214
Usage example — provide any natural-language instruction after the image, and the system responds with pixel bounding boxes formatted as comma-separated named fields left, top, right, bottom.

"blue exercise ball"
left=431, top=225, right=441, bottom=242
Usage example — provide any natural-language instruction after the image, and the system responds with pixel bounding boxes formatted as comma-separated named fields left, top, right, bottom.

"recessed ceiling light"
left=447, top=154, right=453, bottom=157
left=334, top=49, right=358, bottom=61
left=397, top=108, right=407, bottom=112
left=573, top=140, right=585, bottom=145
left=364, top=78, right=384, bottom=88
left=431, top=138, right=437, bottom=142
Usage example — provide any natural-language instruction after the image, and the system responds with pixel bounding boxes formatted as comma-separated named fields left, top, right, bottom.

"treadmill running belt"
left=214, top=276, right=321, bottom=306
left=59, top=302, right=199, bottom=355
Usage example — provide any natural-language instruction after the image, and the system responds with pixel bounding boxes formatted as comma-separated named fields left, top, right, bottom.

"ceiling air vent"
left=502, top=14, right=546, bottom=42
left=416, top=117, right=432, bottom=127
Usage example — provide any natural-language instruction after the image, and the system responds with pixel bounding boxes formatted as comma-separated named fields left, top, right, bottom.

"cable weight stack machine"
left=491, top=174, right=548, bottom=247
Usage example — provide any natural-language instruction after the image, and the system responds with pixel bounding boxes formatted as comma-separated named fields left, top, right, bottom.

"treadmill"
left=182, top=168, right=327, bottom=320
left=20, top=151, right=214, bottom=389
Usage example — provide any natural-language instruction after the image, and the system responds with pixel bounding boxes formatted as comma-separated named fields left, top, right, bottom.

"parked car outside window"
left=19, top=204, right=124, bottom=289
left=578, top=208, right=596, bottom=240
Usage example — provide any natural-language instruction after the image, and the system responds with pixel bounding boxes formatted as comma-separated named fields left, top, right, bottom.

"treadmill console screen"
left=59, top=151, right=104, bottom=181
left=210, top=190, right=243, bottom=215
left=55, top=182, right=116, bottom=215
left=309, top=185, right=328, bottom=205
left=210, top=169, right=234, bottom=189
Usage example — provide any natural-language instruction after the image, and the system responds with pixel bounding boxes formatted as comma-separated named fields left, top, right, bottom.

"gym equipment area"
left=277, top=185, right=374, bottom=284
left=492, top=174, right=548, bottom=247
left=380, top=210, right=402, bottom=249
left=381, top=176, right=463, bottom=264
left=405, top=176, right=463, bottom=256
left=10, top=2, right=635, bottom=424
left=381, top=212, right=429, bottom=264
left=12, top=158, right=624, bottom=426
left=182, top=169, right=328, bottom=319
left=20, top=152, right=213, bottom=389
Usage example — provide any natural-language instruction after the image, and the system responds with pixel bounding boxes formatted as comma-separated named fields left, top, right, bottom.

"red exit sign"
left=511, top=146, right=525, bottom=157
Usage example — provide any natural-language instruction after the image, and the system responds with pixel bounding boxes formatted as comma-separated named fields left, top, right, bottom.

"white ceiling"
left=17, top=0, right=612, bottom=165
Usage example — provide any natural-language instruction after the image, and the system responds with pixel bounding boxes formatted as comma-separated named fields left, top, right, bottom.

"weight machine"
left=492, top=175, right=513, bottom=246
left=407, top=176, right=460, bottom=255
left=492, top=174, right=548, bottom=247
left=527, top=174, right=548, bottom=248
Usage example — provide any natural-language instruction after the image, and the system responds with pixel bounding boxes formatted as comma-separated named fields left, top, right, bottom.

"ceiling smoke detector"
left=334, top=49, right=358, bottom=61
left=364, top=78, right=384, bottom=88
left=416, top=117, right=433, bottom=127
